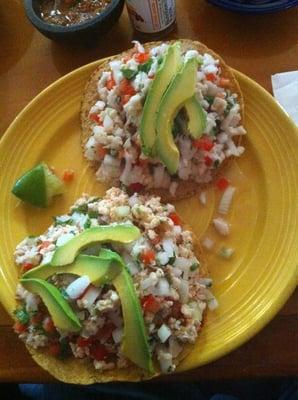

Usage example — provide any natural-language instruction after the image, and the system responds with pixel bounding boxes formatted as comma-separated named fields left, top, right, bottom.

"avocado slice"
left=140, top=42, right=182, bottom=156
left=12, top=162, right=64, bottom=208
left=184, top=96, right=207, bottom=139
left=22, top=255, right=121, bottom=286
left=155, top=57, right=199, bottom=174
left=98, top=248, right=154, bottom=374
left=20, top=278, right=81, bottom=332
left=51, top=224, right=141, bottom=267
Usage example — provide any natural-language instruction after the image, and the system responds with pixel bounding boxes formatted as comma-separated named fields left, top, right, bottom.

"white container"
left=126, top=0, right=176, bottom=34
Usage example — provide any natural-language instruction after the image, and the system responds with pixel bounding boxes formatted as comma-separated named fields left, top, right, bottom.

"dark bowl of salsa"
left=24, top=0, right=124, bottom=42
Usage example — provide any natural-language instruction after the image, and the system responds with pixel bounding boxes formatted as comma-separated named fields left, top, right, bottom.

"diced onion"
left=66, top=276, right=90, bottom=300
left=202, top=237, right=214, bottom=250
left=56, top=233, right=75, bottom=247
left=80, top=286, right=101, bottom=308
left=199, top=191, right=207, bottom=205
left=213, top=218, right=230, bottom=236
left=208, top=298, right=219, bottom=311
left=157, top=324, right=172, bottom=343
left=173, top=257, right=192, bottom=269
left=115, top=206, right=130, bottom=218
left=162, top=238, right=174, bottom=256
left=157, top=251, right=170, bottom=266
left=218, top=186, right=236, bottom=215
left=156, top=278, right=170, bottom=296
left=112, top=327, right=123, bottom=344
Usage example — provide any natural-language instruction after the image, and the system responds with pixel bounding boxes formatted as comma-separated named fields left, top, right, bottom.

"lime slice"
left=12, top=163, right=65, bottom=208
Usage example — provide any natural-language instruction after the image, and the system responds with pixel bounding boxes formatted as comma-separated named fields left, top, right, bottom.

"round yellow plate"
left=0, top=62, right=297, bottom=376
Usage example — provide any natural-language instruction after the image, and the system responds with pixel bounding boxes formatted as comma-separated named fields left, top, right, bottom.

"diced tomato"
left=171, top=301, right=182, bottom=319
left=169, top=212, right=181, bottom=226
left=121, top=94, right=132, bottom=106
left=22, top=262, right=33, bottom=272
left=30, top=312, right=44, bottom=326
left=13, top=321, right=27, bottom=334
left=204, top=156, right=213, bottom=166
left=119, top=79, right=136, bottom=96
left=77, top=336, right=93, bottom=347
left=193, top=137, right=214, bottom=151
left=42, top=317, right=56, bottom=333
left=39, top=241, right=52, bottom=250
left=89, top=343, right=109, bottom=361
left=219, top=77, right=230, bottom=87
left=216, top=177, right=230, bottom=191
left=205, top=73, right=217, bottom=82
left=96, top=323, right=115, bottom=341
left=105, top=76, right=116, bottom=90
left=140, top=249, right=155, bottom=265
left=96, top=145, right=108, bottom=159
left=62, top=169, right=75, bottom=183
left=48, top=342, right=60, bottom=357
left=89, top=113, right=102, bottom=124
left=134, top=52, right=150, bottom=64
left=141, top=295, right=160, bottom=313
left=129, top=182, right=144, bottom=193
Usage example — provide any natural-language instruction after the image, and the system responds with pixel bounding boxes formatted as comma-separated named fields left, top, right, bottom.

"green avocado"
left=12, top=162, right=64, bottom=208
left=184, top=96, right=207, bottom=139
left=155, top=57, right=199, bottom=174
left=98, top=248, right=154, bottom=374
left=140, top=42, right=182, bottom=156
left=51, top=224, right=141, bottom=267
left=22, top=255, right=121, bottom=286
left=20, top=278, right=81, bottom=332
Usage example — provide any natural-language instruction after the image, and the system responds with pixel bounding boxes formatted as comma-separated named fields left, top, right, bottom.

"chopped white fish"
left=218, top=186, right=236, bottom=215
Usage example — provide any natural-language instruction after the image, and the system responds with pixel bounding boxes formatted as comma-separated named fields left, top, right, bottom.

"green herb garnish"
left=121, top=67, right=138, bottom=80
left=14, top=307, right=29, bottom=324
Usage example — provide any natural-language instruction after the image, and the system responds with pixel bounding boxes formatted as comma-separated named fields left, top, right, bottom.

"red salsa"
left=39, top=0, right=112, bottom=26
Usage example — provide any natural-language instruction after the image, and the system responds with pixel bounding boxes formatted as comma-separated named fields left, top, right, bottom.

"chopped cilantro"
left=214, top=159, right=220, bottom=169
left=205, top=95, right=214, bottom=105
left=14, top=307, right=29, bottom=324
left=138, top=58, right=153, bottom=73
left=190, top=262, right=200, bottom=271
left=121, top=67, right=138, bottom=80
left=59, top=288, right=69, bottom=300
left=169, top=255, right=176, bottom=265
left=84, top=218, right=91, bottom=229
left=71, top=204, right=88, bottom=214
left=58, top=337, right=71, bottom=359
left=157, top=56, right=164, bottom=65
left=88, top=197, right=101, bottom=204
left=88, top=210, right=99, bottom=219
left=224, top=100, right=234, bottom=117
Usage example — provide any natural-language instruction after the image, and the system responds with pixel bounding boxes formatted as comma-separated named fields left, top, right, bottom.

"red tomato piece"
left=42, top=317, right=56, bottom=333
left=39, top=241, right=52, bottom=250
left=30, top=312, right=44, bottom=326
left=140, top=249, right=155, bottom=265
left=134, top=52, right=150, bottom=63
left=89, top=343, right=109, bottom=361
left=89, top=113, right=102, bottom=124
left=96, top=323, right=115, bottom=341
left=204, top=156, right=213, bottom=166
left=48, top=342, right=60, bottom=357
left=169, top=212, right=181, bottom=226
left=205, top=73, right=217, bottom=82
left=119, top=79, right=136, bottom=96
left=129, top=182, right=144, bottom=193
left=193, top=137, right=214, bottom=151
left=77, top=336, right=93, bottom=347
left=96, top=145, right=108, bottom=160
left=141, top=295, right=160, bottom=313
left=106, top=76, right=116, bottom=90
left=22, top=262, right=33, bottom=272
left=13, top=321, right=27, bottom=334
left=62, top=169, right=75, bottom=183
left=216, top=177, right=230, bottom=191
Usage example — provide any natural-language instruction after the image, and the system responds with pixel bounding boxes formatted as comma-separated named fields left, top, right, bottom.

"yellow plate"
left=0, top=62, right=297, bottom=377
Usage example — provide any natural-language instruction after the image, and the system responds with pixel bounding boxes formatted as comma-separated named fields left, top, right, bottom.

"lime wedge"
left=12, top=163, right=65, bottom=208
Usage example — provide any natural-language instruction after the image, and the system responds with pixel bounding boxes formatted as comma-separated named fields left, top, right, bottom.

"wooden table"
left=0, top=0, right=297, bottom=382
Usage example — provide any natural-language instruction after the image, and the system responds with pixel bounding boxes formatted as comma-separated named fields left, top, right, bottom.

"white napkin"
left=271, top=71, right=298, bottom=126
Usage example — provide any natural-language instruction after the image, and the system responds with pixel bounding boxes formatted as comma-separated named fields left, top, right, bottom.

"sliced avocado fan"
left=98, top=248, right=155, bottom=374
left=22, top=254, right=121, bottom=286
left=183, top=96, right=207, bottom=139
left=20, top=278, right=81, bottom=332
left=155, top=57, right=199, bottom=174
left=50, top=224, right=141, bottom=267
left=140, top=42, right=182, bottom=156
